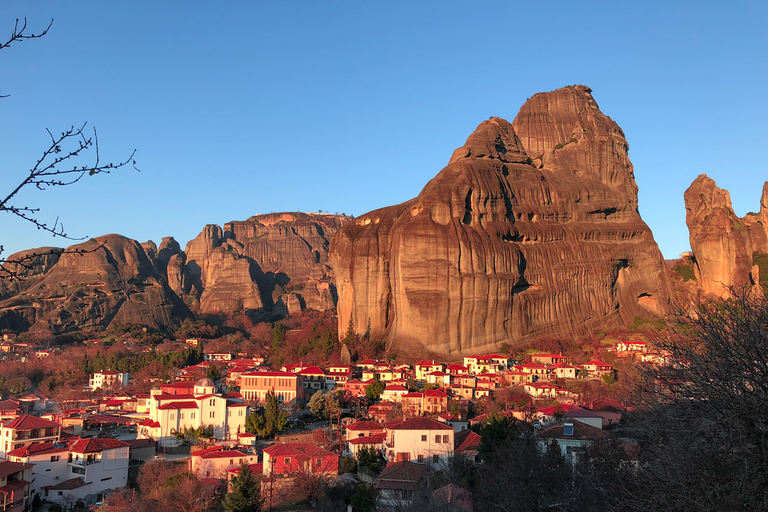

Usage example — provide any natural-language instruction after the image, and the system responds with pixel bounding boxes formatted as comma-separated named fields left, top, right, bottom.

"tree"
left=1, top=19, right=138, bottom=279
left=158, top=472, right=216, bottom=512
left=245, top=391, right=288, bottom=437
left=614, top=292, right=768, bottom=511
left=364, top=378, right=385, bottom=400
left=308, top=390, right=327, bottom=418
left=223, top=461, right=263, bottom=512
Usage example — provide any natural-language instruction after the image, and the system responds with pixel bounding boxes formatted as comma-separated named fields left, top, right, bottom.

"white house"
left=7, top=441, right=70, bottom=499
left=137, top=378, right=248, bottom=447
left=89, top=370, right=130, bottom=391
left=383, top=417, right=454, bottom=467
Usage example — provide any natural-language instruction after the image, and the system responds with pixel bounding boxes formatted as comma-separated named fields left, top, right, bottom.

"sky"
left=1, top=1, right=766, bottom=260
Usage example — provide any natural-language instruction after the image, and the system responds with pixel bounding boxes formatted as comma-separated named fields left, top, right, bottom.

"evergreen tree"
left=308, top=390, right=326, bottom=418
left=223, top=461, right=263, bottom=512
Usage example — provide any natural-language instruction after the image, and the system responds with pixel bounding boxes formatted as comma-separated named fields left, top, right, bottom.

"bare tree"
left=608, top=290, right=768, bottom=511
left=1, top=18, right=137, bottom=279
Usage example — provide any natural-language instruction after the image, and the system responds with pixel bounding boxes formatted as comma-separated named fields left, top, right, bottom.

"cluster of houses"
left=0, top=337, right=633, bottom=510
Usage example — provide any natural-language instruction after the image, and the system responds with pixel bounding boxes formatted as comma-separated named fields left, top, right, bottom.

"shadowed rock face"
left=0, top=234, right=191, bottom=333
left=180, top=212, right=347, bottom=321
left=331, top=85, right=673, bottom=357
left=684, top=175, right=766, bottom=298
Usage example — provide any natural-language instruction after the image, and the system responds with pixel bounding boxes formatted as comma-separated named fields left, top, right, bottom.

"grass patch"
left=752, top=252, right=768, bottom=294
left=671, top=259, right=696, bottom=282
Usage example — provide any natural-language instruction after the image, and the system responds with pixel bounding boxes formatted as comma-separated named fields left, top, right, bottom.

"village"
left=0, top=330, right=662, bottom=511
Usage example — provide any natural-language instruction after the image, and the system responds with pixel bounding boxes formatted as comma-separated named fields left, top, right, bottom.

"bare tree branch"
left=0, top=18, right=138, bottom=280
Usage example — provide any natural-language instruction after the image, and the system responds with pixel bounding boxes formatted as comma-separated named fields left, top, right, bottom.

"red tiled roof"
left=297, top=366, right=326, bottom=376
left=537, top=421, right=611, bottom=441
left=349, top=432, right=386, bottom=445
left=263, top=442, right=336, bottom=459
left=7, top=441, right=70, bottom=458
left=346, top=420, right=384, bottom=431
left=69, top=438, right=130, bottom=454
left=3, top=414, right=59, bottom=430
left=198, top=449, right=248, bottom=460
left=0, top=479, right=31, bottom=494
left=158, top=401, right=199, bottom=410
left=47, top=477, right=88, bottom=491
left=228, top=463, right=262, bottom=475
left=454, top=430, right=481, bottom=453
left=416, top=360, right=436, bottom=366
left=387, top=417, right=454, bottom=431
left=242, top=371, right=295, bottom=377
left=153, top=393, right=197, bottom=401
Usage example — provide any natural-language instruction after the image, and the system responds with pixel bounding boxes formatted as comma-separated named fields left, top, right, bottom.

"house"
left=137, top=378, right=248, bottom=447
left=189, top=447, right=255, bottom=479
left=616, top=341, right=647, bottom=353
left=500, top=370, right=533, bottom=386
left=524, top=382, right=560, bottom=399
left=6, top=442, right=69, bottom=500
left=535, top=404, right=603, bottom=429
left=426, top=371, right=451, bottom=387
left=375, top=461, right=431, bottom=509
left=429, top=483, right=473, bottom=512
left=262, top=443, right=338, bottom=477
left=415, top=361, right=443, bottom=381
left=0, top=415, right=61, bottom=459
left=0, top=460, right=33, bottom=512
left=531, top=354, right=568, bottom=365
left=581, top=361, right=614, bottom=379
left=88, top=370, right=129, bottom=391
left=327, top=365, right=352, bottom=385
left=345, top=420, right=386, bottom=455
left=517, top=362, right=551, bottom=380
left=383, top=417, right=454, bottom=466
left=463, top=354, right=510, bottom=374
left=60, top=438, right=130, bottom=501
left=344, top=379, right=367, bottom=397
left=381, top=384, right=409, bottom=403
left=203, top=352, right=233, bottom=362
left=437, top=414, right=469, bottom=432
left=551, top=363, right=579, bottom=380
left=0, top=401, right=21, bottom=422
left=445, top=364, right=469, bottom=376
left=239, top=371, right=303, bottom=403
left=160, top=382, right=196, bottom=395
left=297, top=366, right=335, bottom=393
left=536, top=421, right=611, bottom=461
left=453, top=430, right=482, bottom=463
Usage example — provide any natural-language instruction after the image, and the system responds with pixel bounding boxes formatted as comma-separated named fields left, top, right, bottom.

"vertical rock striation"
left=331, top=85, right=673, bottom=357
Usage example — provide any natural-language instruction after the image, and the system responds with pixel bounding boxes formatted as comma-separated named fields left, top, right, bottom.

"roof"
left=3, top=414, right=59, bottom=430
left=47, top=477, right=89, bottom=491
left=416, top=360, right=437, bottom=366
left=86, top=414, right=133, bottom=424
left=0, top=461, right=32, bottom=479
left=7, top=441, right=70, bottom=458
left=0, top=479, right=31, bottom=495
left=69, top=438, right=130, bottom=454
left=297, top=366, right=326, bottom=376
left=349, top=433, right=387, bottom=445
left=537, top=421, right=611, bottom=442
left=376, top=461, right=430, bottom=491
left=263, top=442, right=336, bottom=459
left=454, top=430, right=482, bottom=453
left=158, top=401, right=199, bottom=410
left=387, top=417, right=454, bottom=431
left=228, top=463, right=263, bottom=475
left=346, top=420, right=385, bottom=432
left=584, top=360, right=612, bottom=367
left=242, top=371, right=295, bottom=377
left=0, top=400, right=20, bottom=411
left=430, top=483, right=473, bottom=512
left=198, top=449, right=248, bottom=460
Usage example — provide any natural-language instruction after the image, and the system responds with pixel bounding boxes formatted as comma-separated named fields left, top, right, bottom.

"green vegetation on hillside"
left=752, top=252, right=768, bottom=293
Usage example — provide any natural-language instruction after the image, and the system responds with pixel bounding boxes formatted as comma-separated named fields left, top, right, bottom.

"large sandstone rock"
left=331, top=85, right=674, bottom=357
left=684, top=174, right=765, bottom=298
left=180, top=213, right=347, bottom=320
left=0, top=234, right=191, bottom=333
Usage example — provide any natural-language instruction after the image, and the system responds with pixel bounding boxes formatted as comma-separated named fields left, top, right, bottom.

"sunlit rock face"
left=331, top=85, right=673, bottom=358
left=684, top=175, right=767, bottom=298
left=0, top=234, right=191, bottom=333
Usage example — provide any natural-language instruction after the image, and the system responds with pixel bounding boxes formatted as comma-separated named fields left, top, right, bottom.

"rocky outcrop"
left=331, top=85, right=674, bottom=357
left=684, top=175, right=766, bottom=298
left=180, top=213, right=346, bottom=320
left=0, top=235, right=191, bottom=333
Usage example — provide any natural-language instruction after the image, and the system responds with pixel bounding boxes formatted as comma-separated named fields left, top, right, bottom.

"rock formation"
left=0, top=213, right=349, bottom=334
left=684, top=174, right=767, bottom=297
left=0, top=234, right=191, bottom=333
left=331, top=85, right=673, bottom=357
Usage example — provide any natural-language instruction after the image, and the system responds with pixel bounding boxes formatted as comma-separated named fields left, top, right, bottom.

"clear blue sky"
left=1, top=1, right=766, bottom=260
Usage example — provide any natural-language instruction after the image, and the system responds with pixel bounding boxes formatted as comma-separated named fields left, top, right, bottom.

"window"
left=210, top=411, right=215, bottom=418
left=443, top=435, right=449, bottom=443
left=230, top=459, right=234, bottom=465
left=417, top=454, right=424, bottom=463
left=191, top=412, right=196, bottom=419
left=563, top=423, right=574, bottom=436
left=101, top=477, right=112, bottom=481
left=421, top=435, right=427, bottom=442
left=284, top=457, right=291, bottom=465
left=51, top=455, right=59, bottom=462
left=435, top=435, right=440, bottom=443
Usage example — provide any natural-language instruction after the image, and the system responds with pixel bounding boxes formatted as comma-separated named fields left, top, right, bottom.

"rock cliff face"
left=181, top=213, right=346, bottom=319
left=331, top=85, right=673, bottom=357
left=0, top=213, right=349, bottom=333
left=0, top=235, right=191, bottom=333
left=684, top=174, right=767, bottom=297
